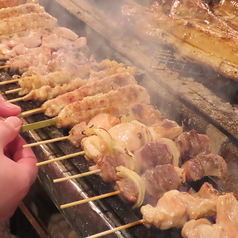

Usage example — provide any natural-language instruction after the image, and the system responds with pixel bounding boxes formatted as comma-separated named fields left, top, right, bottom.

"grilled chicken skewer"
left=0, top=31, right=87, bottom=62
left=6, top=60, right=135, bottom=102
left=4, top=45, right=88, bottom=75
left=20, top=84, right=150, bottom=132
left=85, top=183, right=237, bottom=238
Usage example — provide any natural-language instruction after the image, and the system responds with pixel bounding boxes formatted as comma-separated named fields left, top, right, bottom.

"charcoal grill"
left=1, top=0, right=238, bottom=237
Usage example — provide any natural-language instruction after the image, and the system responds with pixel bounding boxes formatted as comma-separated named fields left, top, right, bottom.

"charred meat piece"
left=211, top=0, right=238, bottom=31
left=134, top=141, right=174, bottom=172
left=175, top=129, right=211, bottom=161
left=182, top=153, right=227, bottom=181
left=142, top=164, right=185, bottom=200
left=122, top=0, right=238, bottom=81
left=149, top=119, right=183, bottom=140
left=115, top=164, right=185, bottom=208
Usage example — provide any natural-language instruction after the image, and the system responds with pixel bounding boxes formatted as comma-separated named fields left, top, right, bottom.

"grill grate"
left=150, top=48, right=213, bottom=77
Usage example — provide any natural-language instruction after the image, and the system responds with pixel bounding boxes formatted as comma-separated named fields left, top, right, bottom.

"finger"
left=0, top=94, right=21, bottom=117
left=7, top=135, right=38, bottom=185
left=0, top=117, right=22, bottom=149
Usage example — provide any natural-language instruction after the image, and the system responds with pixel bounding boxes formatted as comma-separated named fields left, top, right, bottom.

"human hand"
left=0, top=117, right=38, bottom=221
left=0, top=94, right=21, bottom=117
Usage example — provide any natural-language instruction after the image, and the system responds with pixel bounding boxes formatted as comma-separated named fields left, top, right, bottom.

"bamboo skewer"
left=86, top=219, right=144, bottom=238
left=19, top=107, right=45, bottom=117
left=23, top=136, right=69, bottom=148
left=53, top=169, right=101, bottom=183
left=0, top=64, right=9, bottom=69
left=36, top=151, right=85, bottom=166
left=60, top=190, right=121, bottom=209
left=7, top=96, right=26, bottom=103
left=5, top=87, right=21, bottom=94
left=0, top=78, right=19, bottom=85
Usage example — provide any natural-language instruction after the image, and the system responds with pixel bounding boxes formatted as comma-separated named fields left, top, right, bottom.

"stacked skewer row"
left=0, top=1, right=237, bottom=238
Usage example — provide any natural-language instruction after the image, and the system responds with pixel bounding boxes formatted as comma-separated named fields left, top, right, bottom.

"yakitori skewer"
left=18, top=84, right=150, bottom=131
left=10, top=71, right=137, bottom=118
left=36, top=151, right=85, bottom=166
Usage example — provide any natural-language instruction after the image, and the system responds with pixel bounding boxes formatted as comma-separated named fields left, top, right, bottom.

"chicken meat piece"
left=149, top=119, right=183, bottom=140
left=182, top=193, right=238, bottom=238
left=182, top=219, right=225, bottom=238
left=68, top=113, right=121, bottom=147
left=121, top=102, right=163, bottom=126
left=141, top=188, right=217, bottom=230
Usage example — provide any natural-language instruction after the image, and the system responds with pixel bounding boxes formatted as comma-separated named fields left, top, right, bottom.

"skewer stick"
left=23, top=136, right=69, bottom=148
left=86, top=219, right=144, bottom=238
left=53, top=169, right=101, bottom=183
left=19, top=107, right=45, bottom=117
left=5, top=87, right=21, bottom=94
left=7, top=97, right=25, bottom=103
left=36, top=151, right=85, bottom=166
left=0, top=64, right=9, bottom=69
left=0, top=78, right=19, bottom=85
left=60, top=190, right=121, bottom=209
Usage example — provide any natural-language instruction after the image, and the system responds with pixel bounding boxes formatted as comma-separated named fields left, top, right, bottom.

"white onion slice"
left=116, top=166, right=145, bottom=209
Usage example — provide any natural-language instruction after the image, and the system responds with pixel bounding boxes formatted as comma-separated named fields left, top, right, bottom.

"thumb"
left=0, top=117, right=22, bottom=149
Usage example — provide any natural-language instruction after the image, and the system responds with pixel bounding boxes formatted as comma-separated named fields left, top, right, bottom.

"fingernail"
left=6, top=117, right=22, bottom=129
